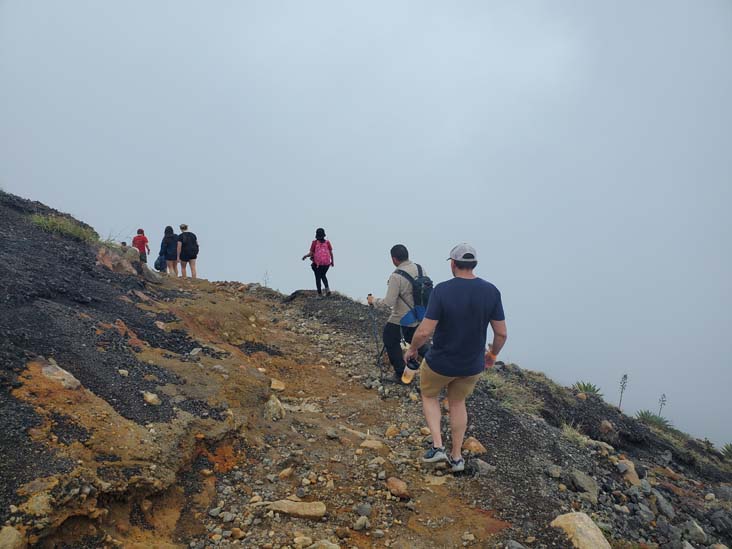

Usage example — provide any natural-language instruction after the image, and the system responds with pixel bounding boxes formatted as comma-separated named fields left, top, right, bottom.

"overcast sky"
left=1, top=1, right=730, bottom=444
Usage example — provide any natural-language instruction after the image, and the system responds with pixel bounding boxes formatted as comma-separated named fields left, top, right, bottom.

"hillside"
left=0, top=190, right=731, bottom=549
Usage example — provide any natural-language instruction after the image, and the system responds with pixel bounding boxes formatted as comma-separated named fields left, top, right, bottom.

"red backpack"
left=313, top=240, right=332, bottom=266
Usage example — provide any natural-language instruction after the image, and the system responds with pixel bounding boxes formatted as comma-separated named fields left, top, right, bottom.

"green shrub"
left=723, top=443, right=732, bottom=460
left=572, top=381, right=603, bottom=397
left=30, top=214, right=99, bottom=243
left=636, top=409, right=672, bottom=430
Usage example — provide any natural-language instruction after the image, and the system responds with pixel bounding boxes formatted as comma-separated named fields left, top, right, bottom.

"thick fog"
left=1, top=1, right=730, bottom=444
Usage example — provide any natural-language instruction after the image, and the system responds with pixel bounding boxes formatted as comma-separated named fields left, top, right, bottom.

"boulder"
left=550, top=512, right=611, bottom=548
left=0, top=526, right=26, bottom=549
left=267, top=500, right=326, bottom=519
left=360, top=439, right=384, bottom=450
left=599, top=420, right=614, bottom=434
left=653, top=489, right=675, bottom=519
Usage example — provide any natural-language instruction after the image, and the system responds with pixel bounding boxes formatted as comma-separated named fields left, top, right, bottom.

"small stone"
left=278, top=467, right=294, bottom=480
left=293, top=535, right=312, bottom=547
left=140, top=499, right=152, bottom=513
left=378, top=470, right=386, bottom=480
left=683, top=519, right=707, bottom=544
left=576, top=392, right=588, bottom=400
left=705, top=493, right=716, bottom=501
left=353, top=515, right=370, bottom=531
left=599, top=420, right=614, bottom=434
left=264, top=394, right=286, bottom=421
left=373, top=529, right=385, bottom=538
left=143, top=391, right=161, bottom=406
left=270, top=378, right=285, bottom=391
left=118, top=369, right=129, bottom=377
left=462, top=437, right=487, bottom=454
left=189, top=347, right=202, bottom=356
left=360, top=439, right=385, bottom=450
left=41, top=361, right=81, bottom=389
left=385, top=425, right=400, bottom=438
left=569, top=470, right=599, bottom=504
left=386, top=477, right=409, bottom=498
left=420, top=427, right=431, bottom=436
left=267, top=499, right=326, bottom=519
left=0, top=526, right=25, bottom=549
left=325, top=428, right=339, bottom=440
left=200, top=468, right=213, bottom=477
left=545, top=465, right=562, bottom=479
left=208, top=507, right=221, bottom=517
left=221, top=512, right=234, bottom=523
left=475, top=459, right=497, bottom=476
left=354, top=503, right=372, bottom=517
left=616, top=459, right=641, bottom=486
left=461, top=531, right=475, bottom=542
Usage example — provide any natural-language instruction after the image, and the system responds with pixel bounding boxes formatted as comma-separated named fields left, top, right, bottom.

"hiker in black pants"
left=302, top=228, right=334, bottom=296
left=369, top=244, right=430, bottom=381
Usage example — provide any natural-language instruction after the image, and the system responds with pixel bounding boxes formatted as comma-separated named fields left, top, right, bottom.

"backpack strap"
left=394, top=269, right=416, bottom=311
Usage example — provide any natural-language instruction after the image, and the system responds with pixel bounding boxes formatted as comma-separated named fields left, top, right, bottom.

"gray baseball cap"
left=447, top=243, right=478, bottom=261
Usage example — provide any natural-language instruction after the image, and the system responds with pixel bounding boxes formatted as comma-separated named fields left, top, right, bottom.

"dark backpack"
left=181, top=232, right=199, bottom=255
left=395, top=264, right=433, bottom=322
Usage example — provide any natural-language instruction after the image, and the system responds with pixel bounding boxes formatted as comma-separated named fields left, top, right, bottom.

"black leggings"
left=311, top=264, right=330, bottom=294
left=382, top=323, right=429, bottom=378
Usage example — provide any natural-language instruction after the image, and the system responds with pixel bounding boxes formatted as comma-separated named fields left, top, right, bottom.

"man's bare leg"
left=448, top=398, right=468, bottom=460
left=190, top=259, right=197, bottom=279
left=180, top=261, right=188, bottom=278
left=421, top=395, right=443, bottom=448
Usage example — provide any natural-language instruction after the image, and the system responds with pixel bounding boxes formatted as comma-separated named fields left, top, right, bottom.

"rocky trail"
left=1, top=190, right=732, bottom=549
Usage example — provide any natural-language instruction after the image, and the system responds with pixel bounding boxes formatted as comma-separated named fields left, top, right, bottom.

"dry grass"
left=30, top=214, right=99, bottom=243
left=483, top=369, right=543, bottom=415
left=561, top=422, right=590, bottom=447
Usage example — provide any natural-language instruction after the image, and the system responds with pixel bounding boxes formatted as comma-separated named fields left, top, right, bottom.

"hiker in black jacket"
left=177, top=224, right=199, bottom=279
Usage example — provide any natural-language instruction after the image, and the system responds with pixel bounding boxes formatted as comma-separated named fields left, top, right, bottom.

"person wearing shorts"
left=405, top=243, right=507, bottom=472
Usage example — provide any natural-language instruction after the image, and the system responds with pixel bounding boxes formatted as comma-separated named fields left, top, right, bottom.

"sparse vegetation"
left=658, top=393, right=667, bottom=415
left=636, top=409, right=672, bottom=430
left=30, top=214, right=99, bottom=243
left=572, top=381, right=603, bottom=398
left=618, top=374, right=628, bottom=410
left=723, top=443, right=732, bottom=461
left=483, top=369, right=543, bottom=415
left=561, top=422, right=590, bottom=447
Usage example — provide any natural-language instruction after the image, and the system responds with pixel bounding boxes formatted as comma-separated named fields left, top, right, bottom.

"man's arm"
left=404, top=318, right=438, bottom=361
left=485, top=319, right=508, bottom=368
left=382, top=274, right=400, bottom=309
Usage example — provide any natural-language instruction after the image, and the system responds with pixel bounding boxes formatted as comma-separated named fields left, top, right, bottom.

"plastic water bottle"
left=401, top=355, right=420, bottom=384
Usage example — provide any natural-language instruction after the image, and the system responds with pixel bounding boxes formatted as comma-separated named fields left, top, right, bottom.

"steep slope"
left=1, top=191, right=731, bottom=549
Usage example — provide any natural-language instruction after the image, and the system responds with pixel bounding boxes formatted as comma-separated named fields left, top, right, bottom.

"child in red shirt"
left=132, top=229, right=150, bottom=263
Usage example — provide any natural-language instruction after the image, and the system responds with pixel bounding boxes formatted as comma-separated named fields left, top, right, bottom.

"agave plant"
left=572, top=381, right=603, bottom=398
left=636, top=409, right=672, bottom=430
left=723, top=443, right=732, bottom=461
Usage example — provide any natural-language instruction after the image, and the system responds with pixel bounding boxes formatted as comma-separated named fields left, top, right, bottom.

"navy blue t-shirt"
left=424, top=277, right=505, bottom=377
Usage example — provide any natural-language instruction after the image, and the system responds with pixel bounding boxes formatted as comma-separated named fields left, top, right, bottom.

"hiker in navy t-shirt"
left=405, top=243, right=507, bottom=473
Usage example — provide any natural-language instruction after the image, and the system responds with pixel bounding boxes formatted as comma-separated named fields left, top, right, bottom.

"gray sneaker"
left=422, top=446, right=447, bottom=463
left=448, top=455, right=465, bottom=472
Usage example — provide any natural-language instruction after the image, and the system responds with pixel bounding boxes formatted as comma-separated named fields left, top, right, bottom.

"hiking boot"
left=325, top=289, right=331, bottom=296
left=448, top=455, right=465, bottom=472
left=422, top=446, right=447, bottom=463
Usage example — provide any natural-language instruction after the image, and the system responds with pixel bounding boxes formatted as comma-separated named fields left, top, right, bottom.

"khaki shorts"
left=419, top=360, right=481, bottom=400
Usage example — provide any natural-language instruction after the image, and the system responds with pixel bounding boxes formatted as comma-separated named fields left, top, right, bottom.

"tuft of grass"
left=561, top=422, right=590, bottom=447
left=572, top=381, right=603, bottom=397
left=636, top=409, right=672, bottom=430
left=30, top=214, right=99, bottom=243
left=723, top=443, right=732, bottom=461
left=483, top=369, right=543, bottom=415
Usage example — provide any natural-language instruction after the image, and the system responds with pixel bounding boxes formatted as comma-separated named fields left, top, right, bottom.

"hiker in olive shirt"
left=370, top=244, right=429, bottom=381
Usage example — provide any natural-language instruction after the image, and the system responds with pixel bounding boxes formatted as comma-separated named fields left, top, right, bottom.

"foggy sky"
left=1, top=1, right=731, bottom=444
